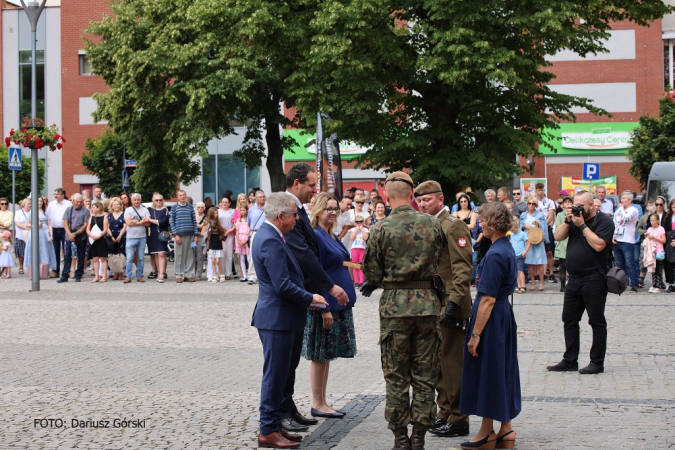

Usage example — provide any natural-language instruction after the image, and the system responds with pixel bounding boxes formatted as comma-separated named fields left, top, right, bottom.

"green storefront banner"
left=283, top=129, right=366, bottom=161
left=539, top=122, right=639, bottom=156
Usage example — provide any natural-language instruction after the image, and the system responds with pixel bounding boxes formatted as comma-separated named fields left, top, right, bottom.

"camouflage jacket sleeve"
left=362, top=222, right=384, bottom=285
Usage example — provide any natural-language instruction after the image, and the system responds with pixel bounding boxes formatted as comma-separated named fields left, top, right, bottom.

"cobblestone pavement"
left=0, top=262, right=673, bottom=449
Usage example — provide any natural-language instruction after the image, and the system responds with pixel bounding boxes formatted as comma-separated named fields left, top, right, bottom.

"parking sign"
left=583, top=163, right=600, bottom=180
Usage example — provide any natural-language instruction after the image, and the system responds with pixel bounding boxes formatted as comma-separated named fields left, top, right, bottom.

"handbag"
left=159, top=231, right=171, bottom=242
left=527, top=226, right=544, bottom=245
left=108, top=253, right=125, bottom=272
left=27, top=264, right=50, bottom=280
left=104, top=234, right=115, bottom=253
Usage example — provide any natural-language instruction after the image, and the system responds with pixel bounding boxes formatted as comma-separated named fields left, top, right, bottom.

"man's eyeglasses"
left=512, top=192, right=521, bottom=196
left=656, top=203, right=664, bottom=206
left=282, top=211, right=298, bottom=217
left=325, top=208, right=339, bottom=213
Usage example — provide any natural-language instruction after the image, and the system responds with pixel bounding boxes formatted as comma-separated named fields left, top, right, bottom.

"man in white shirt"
left=613, top=191, right=640, bottom=293
left=596, top=186, right=614, bottom=216
left=46, top=187, right=72, bottom=278
left=336, top=196, right=354, bottom=251
left=534, top=183, right=558, bottom=284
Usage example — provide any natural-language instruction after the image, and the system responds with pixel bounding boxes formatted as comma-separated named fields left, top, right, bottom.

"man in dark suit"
left=252, top=192, right=328, bottom=449
left=282, top=163, right=350, bottom=431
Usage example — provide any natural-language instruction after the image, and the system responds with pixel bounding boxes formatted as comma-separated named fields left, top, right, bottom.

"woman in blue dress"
left=302, top=192, right=357, bottom=419
left=24, top=195, right=57, bottom=273
left=519, top=196, right=549, bottom=291
left=460, top=202, right=521, bottom=450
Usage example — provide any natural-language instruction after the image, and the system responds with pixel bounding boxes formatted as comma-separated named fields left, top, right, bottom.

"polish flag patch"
left=458, top=237, right=467, bottom=248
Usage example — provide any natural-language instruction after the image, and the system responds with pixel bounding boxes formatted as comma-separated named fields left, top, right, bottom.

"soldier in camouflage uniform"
left=361, top=172, right=446, bottom=450
left=415, top=181, right=473, bottom=439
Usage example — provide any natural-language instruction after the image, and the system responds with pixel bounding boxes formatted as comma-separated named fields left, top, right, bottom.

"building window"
left=80, top=53, right=93, bottom=75
left=665, top=40, right=674, bottom=90
left=18, top=12, right=46, bottom=121
left=202, top=154, right=261, bottom=202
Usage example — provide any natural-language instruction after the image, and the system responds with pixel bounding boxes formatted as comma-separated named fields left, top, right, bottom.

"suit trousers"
left=174, top=236, right=195, bottom=279
left=563, top=272, right=608, bottom=366
left=258, top=329, right=301, bottom=435
left=52, top=228, right=66, bottom=276
left=436, top=321, right=469, bottom=427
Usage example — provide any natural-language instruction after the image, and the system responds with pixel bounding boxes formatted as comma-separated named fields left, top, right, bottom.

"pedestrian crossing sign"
left=8, top=147, right=22, bottom=170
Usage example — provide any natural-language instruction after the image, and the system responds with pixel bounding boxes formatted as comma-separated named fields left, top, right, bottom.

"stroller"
left=167, top=238, right=175, bottom=262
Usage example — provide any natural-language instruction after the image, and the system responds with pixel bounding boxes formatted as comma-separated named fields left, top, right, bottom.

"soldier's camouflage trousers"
left=379, top=316, right=441, bottom=430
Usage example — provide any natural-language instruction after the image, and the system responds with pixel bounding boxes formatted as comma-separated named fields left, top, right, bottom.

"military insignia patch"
left=458, top=237, right=467, bottom=248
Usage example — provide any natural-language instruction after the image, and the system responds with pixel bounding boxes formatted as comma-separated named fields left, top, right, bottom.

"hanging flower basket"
left=4, top=117, right=65, bottom=151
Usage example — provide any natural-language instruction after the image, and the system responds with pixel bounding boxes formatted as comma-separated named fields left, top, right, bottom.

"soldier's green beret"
left=414, top=180, right=443, bottom=198
left=385, top=171, right=414, bottom=188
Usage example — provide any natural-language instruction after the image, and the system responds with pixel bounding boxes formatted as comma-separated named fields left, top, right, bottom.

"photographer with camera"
left=547, top=191, right=614, bottom=375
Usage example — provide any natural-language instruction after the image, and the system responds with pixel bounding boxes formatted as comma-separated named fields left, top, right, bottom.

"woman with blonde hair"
left=107, top=197, right=127, bottom=280
left=303, top=192, right=357, bottom=418
left=519, top=196, right=548, bottom=291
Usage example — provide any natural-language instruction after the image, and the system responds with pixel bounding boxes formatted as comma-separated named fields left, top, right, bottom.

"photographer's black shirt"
left=565, top=212, right=615, bottom=275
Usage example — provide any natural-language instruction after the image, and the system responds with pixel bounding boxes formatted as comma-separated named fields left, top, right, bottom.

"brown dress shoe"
left=123, top=278, right=131, bottom=283
left=184, top=277, right=195, bottom=282
left=137, top=277, right=145, bottom=282
left=257, top=432, right=300, bottom=449
left=279, top=429, right=303, bottom=442
left=176, top=278, right=184, bottom=283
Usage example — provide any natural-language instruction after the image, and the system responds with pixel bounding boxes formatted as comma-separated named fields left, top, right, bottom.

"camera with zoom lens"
left=571, top=205, right=585, bottom=217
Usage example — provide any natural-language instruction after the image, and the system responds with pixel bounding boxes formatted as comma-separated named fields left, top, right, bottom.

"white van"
left=646, top=162, right=675, bottom=202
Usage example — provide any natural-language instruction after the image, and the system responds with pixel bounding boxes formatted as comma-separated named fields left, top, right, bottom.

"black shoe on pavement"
left=56, top=277, right=68, bottom=283
left=432, top=417, right=445, bottom=429
left=291, top=412, right=318, bottom=426
left=148, top=271, right=157, bottom=279
left=75, top=277, right=81, bottom=282
left=549, top=275, right=558, bottom=283
left=546, top=360, right=578, bottom=372
left=429, top=422, right=470, bottom=437
left=667, top=285, right=675, bottom=293
left=579, top=362, right=604, bottom=375
left=281, top=418, right=309, bottom=433
left=630, top=286, right=638, bottom=293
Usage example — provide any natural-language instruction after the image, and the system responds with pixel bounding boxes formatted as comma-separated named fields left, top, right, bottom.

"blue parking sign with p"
left=583, top=163, right=600, bottom=180
left=8, top=147, right=22, bottom=170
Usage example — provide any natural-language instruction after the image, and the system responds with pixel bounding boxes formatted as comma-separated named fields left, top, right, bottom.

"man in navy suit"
left=282, top=163, right=350, bottom=431
left=252, top=192, right=328, bottom=449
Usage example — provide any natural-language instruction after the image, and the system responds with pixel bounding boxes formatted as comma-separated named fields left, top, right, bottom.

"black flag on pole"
left=316, top=113, right=343, bottom=200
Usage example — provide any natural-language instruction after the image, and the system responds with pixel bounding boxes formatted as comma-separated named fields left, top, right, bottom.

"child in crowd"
left=643, top=213, right=666, bottom=293
left=509, top=218, right=530, bottom=294
left=235, top=207, right=251, bottom=282
left=205, top=208, right=226, bottom=283
left=0, top=230, right=16, bottom=278
left=349, top=215, right=369, bottom=287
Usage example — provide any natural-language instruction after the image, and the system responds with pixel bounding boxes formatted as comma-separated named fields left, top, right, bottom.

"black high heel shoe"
left=461, top=431, right=496, bottom=449
left=495, top=430, right=516, bottom=449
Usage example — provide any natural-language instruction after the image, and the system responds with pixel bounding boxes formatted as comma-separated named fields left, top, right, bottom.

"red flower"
left=62, top=137, right=67, bottom=143
left=35, top=137, right=43, bottom=148
left=26, top=134, right=32, bottom=141
left=54, top=134, right=61, bottom=140
left=21, top=128, right=26, bottom=133
left=56, top=143, right=63, bottom=149
left=5, top=137, right=10, bottom=146
left=9, top=129, right=14, bottom=137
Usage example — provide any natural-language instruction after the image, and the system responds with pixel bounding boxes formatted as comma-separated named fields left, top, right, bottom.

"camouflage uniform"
left=363, top=200, right=446, bottom=432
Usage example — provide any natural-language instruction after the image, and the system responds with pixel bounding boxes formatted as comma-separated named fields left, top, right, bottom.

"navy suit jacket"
left=251, top=222, right=314, bottom=331
left=284, top=204, right=335, bottom=294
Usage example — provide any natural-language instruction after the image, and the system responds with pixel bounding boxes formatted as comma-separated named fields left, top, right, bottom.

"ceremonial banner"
left=561, top=176, right=617, bottom=195
left=316, top=113, right=344, bottom=199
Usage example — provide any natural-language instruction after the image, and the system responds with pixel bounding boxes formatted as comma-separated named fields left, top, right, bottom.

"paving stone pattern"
left=0, top=265, right=673, bottom=449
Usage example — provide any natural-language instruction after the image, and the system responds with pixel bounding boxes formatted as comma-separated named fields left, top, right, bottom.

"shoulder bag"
left=581, top=219, right=628, bottom=295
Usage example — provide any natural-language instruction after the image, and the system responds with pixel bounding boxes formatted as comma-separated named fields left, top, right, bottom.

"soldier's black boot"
left=410, top=424, right=427, bottom=450
left=391, top=428, right=410, bottom=450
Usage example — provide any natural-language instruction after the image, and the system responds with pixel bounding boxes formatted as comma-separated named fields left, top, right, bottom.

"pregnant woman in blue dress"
left=460, top=201, right=521, bottom=450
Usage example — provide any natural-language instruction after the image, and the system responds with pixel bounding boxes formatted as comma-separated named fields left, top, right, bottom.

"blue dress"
left=460, top=236, right=521, bottom=422
left=520, top=211, right=548, bottom=265
left=23, top=212, right=57, bottom=270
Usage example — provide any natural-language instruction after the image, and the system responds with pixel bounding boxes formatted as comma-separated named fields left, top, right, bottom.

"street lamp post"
left=19, top=0, right=47, bottom=291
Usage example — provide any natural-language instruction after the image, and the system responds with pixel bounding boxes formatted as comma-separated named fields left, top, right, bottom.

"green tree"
left=84, top=0, right=306, bottom=192
left=628, top=92, right=675, bottom=190
left=81, top=130, right=140, bottom=198
left=0, top=146, right=45, bottom=200
left=290, top=0, right=672, bottom=193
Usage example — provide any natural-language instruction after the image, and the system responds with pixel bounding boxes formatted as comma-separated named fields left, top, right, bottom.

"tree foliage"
left=81, top=130, right=141, bottom=198
left=628, top=93, right=675, bottom=190
left=0, top=146, right=45, bottom=200
left=84, top=0, right=309, bottom=192
left=290, top=0, right=672, bottom=193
